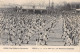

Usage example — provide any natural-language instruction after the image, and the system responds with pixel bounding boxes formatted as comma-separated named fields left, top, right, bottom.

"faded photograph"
left=0, top=0, right=80, bottom=46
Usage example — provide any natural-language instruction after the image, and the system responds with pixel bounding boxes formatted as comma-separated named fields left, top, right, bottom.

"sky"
left=0, top=0, right=80, bottom=7
left=0, top=0, right=80, bottom=5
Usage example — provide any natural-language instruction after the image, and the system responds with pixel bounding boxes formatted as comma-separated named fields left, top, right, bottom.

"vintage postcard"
left=0, top=0, right=80, bottom=52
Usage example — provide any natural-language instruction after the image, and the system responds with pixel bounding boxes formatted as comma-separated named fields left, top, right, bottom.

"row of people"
left=0, top=12, right=57, bottom=46
left=62, top=12, right=80, bottom=46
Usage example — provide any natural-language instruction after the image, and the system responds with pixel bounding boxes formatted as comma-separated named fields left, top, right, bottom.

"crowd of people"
left=0, top=11, right=58, bottom=46
left=0, top=10, right=80, bottom=46
left=62, top=11, right=80, bottom=46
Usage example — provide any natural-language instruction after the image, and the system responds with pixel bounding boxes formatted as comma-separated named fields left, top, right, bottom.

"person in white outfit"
left=64, top=35, right=72, bottom=46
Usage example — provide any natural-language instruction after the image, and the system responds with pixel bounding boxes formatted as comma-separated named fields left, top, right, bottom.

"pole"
left=49, top=0, right=50, bottom=7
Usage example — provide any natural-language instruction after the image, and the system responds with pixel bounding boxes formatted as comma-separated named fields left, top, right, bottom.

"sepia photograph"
left=0, top=0, right=80, bottom=52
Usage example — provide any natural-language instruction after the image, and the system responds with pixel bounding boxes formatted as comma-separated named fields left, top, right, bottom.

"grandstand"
left=22, top=5, right=47, bottom=14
